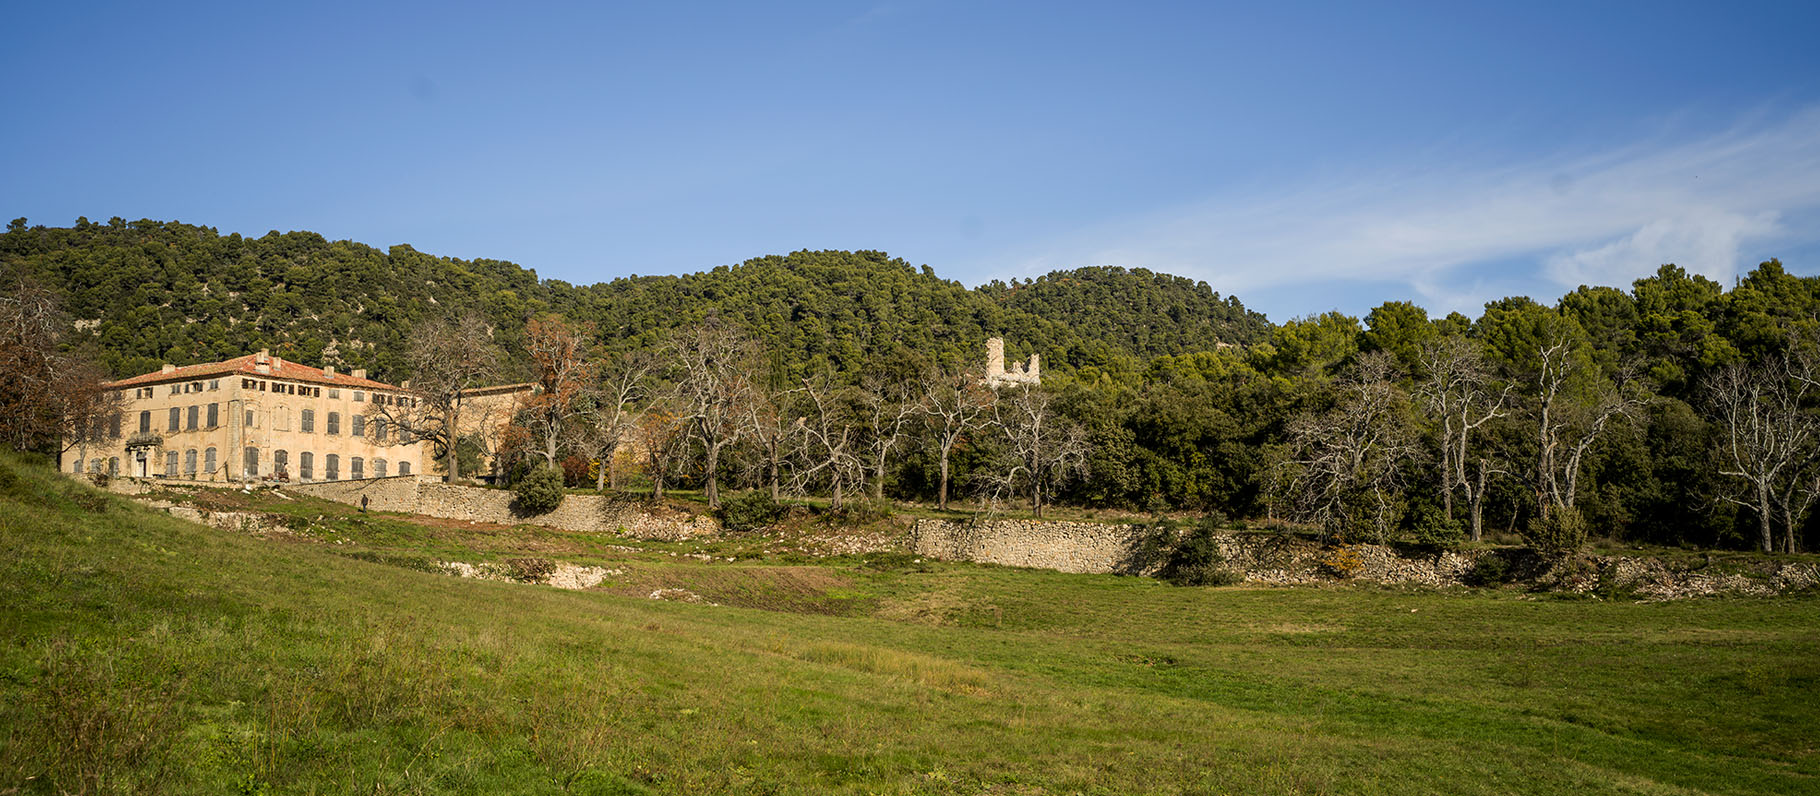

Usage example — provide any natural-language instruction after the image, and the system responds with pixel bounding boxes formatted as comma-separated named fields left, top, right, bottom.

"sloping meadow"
left=2, top=452, right=1817, bottom=795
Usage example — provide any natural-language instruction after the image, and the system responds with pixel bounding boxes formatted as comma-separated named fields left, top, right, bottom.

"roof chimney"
left=401, top=379, right=412, bottom=390
left=255, top=349, right=269, bottom=364
left=323, top=365, right=336, bottom=378
left=161, top=363, right=176, bottom=374
left=352, top=368, right=367, bottom=380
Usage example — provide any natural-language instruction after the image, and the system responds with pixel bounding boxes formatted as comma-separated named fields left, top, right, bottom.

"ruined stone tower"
left=984, top=337, right=1040, bottom=388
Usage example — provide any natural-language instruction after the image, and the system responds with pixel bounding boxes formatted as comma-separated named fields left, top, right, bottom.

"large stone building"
left=66, top=350, right=428, bottom=483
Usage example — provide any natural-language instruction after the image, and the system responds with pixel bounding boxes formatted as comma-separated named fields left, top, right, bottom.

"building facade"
left=65, top=350, right=428, bottom=483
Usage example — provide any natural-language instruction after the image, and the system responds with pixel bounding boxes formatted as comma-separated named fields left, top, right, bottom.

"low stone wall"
left=909, top=518, right=1820, bottom=597
left=908, top=518, right=1472, bottom=586
left=288, top=478, right=720, bottom=540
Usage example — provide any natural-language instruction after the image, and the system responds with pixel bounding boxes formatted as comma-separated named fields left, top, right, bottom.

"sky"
left=7, top=0, right=1820, bottom=322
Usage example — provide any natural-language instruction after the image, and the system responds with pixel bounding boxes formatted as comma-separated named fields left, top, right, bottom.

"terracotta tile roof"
left=106, top=354, right=405, bottom=392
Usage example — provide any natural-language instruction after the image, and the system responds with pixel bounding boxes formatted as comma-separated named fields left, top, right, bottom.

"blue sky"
left=7, top=1, right=1820, bottom=322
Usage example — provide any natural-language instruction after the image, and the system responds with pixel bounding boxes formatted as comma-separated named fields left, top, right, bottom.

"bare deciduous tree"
left=0, top=270, right=118, bottom=457
left=1705, top=358, right=1818, bottom=553
left=985, top=384, right=1090, bottom=518
left=921, top=365, right=995, bottom=510
left=790, top=376, right=865, bottom=510
left=522, top=315, right=597, bottom=468
left=741, top=379, right=804, bottom=501
left=1417, top=335, right=1511, bottom=541
left=858, top=372, right=918, bottom=501
left=584, top=348, right=656, bottom=491
left=673, top=323, right=755, bottom=508
left=1532, top=339, right=1641, bottom=516
left=1277, top=353, right=1423, bottom=542
left=376, top=311, right=499, bottom=483
left=638, top=396, right=691, bottom=501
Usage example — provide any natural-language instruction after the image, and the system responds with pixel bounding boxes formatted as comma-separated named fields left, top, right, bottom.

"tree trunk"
left=1469, top=463, right=1488, bottom=542
left=650, top=453, right=666, bottom=501
left=873, top=453, right=887, bottom=501
left=1758, top=484, right=1775, bottom=553
left=705, top=441, right=721, bottom=508
left=767, top=441, right=780, bottom=501
left=445, top=403, right=462, bottom=484
left=595, top=442, right=615, bottom=492
left=831, top=478, right=844, bottom=511
left=938, top=446, right=952, bottom=510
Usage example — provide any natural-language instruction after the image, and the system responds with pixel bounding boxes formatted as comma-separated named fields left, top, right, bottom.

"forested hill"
left=0, top=217, right=1270, bottom=382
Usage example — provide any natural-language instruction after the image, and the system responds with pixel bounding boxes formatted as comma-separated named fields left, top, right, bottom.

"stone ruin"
left=984, top=337, right=1040, bottom=388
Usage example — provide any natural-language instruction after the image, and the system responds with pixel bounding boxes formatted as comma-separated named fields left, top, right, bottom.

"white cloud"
left=992, top=108, right=1820, bottom=317
left=1543, top=209, right=1779, bottom=288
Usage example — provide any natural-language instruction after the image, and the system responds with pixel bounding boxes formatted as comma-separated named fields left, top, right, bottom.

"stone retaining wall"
left=908, top=517, right=1820, bottom=597
left=288, top=477, right=719, bottom=540
left=908, top=518, right=1472, bottom=586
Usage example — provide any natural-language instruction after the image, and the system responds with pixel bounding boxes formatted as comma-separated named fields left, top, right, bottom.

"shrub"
left=1318, top=545, right=1365, bottom=580
left=1464, top=553, right=1513, bottom=587
left=559, top=454, right=591, bottom=487
left=1524, top=507, right=1588, bottom=559
left=1159, top=516, right=1244, bottom=587
left=502, top=557, right=556, bottom=583
left=1406, top=505, right=1465, bottom=550
left=836, top=498, right=894, bottom=524
left=512, top=466, right=566, bottom=515
left=718, top=490, right=786, bottom=532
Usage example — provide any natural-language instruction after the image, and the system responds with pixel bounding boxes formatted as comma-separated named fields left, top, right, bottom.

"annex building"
left=66, top=349, right=428, bottom=483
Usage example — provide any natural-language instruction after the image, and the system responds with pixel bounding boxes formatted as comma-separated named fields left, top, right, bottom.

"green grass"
left=3, top=450, right=1817, bottom=795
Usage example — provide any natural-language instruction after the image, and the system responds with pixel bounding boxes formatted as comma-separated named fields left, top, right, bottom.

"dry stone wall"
left=909, top=518, right=1820, bottom=597
left=288, top=477, right=719, bottom=540
left=908, top=518, right=1472, bottom=585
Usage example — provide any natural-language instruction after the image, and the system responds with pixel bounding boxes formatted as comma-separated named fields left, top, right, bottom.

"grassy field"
left=2, top=452, right=1816, bottom=795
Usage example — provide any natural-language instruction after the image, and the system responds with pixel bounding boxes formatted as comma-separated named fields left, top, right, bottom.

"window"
left=398, top=461, right=411, bottom=476
left=273, top=450, right=288, bottom=478
left=72, top=458, right=82, bottom=474
left=245, top=410, right=256, bottom=428
left=259, top=381, right=267, bottom=392
left=184, top=449, right=198, bottom=476
left=204, top=447, right=217, bottom=474
left=186, top=405, right=198, bottom=431
left=139, top=411, right=151, bottom=433
left=354, top=391, right=365, bottom=403
left=242, top=379, right=253, bottom=389
left=207, top=403, right=218, bottom=428
left=244, top=447, right=259, bottom=477
left=301, top=409, right=314, bottom=433
left=373, top=417, right=387, bottom=441
left=108, top=457, right=119, bottom=476
left=351, top=415, right=365, bottom=437
left=209, top=379, right=220, bottom=391
left=168, top=384, right=179, bottom=396
left=168, top=407, right=180, bottom=432
left=351, top=457, right=364, bottom=479
left=275, top=406, right=289, bottom=431
left=328, top=388, right=340, bottom=399
left=327, top=412, right=340, bottom=435
left=91, top=458, right=103, bottom=474
left=164, top=450, right=178, bottom=476
left=191, top=381, right=202, bottom=393
left=299, top=452, right=314, bottom=481
left=109, top=414, right=122, bottom=438
left=325, top=454, right=339, bottom=480
left=373, top=458, right=387, bottom=478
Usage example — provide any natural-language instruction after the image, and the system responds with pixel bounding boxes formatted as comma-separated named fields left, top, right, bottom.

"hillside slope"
left=0, top=218, right=1270, bottom=382
left=3, top=452, right=1817, bottom=794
